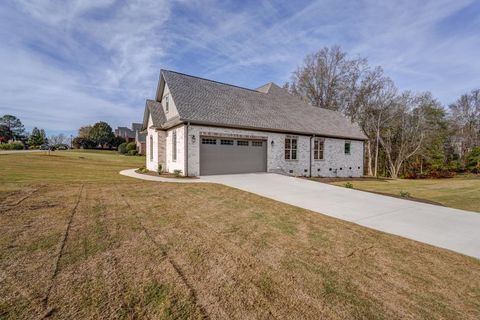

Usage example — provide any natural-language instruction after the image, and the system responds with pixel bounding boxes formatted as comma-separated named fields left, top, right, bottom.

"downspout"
left=309, top=135, right=314, bottom=177
left=185, top=122, right=189, bottom=176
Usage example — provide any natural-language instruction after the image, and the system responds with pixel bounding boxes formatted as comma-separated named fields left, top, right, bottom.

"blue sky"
left=1, top=0, right=479, bottom=136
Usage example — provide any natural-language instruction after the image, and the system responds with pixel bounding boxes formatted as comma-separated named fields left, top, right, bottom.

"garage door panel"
left=200, top=138, right=267, bottom=175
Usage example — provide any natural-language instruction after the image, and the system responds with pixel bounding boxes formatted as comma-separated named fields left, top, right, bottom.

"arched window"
left=149, top=135, right=153, bottom=161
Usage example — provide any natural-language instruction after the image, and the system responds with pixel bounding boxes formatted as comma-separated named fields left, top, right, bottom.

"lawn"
left=330, top=176, right=480, bottom=212
left=1, top=151, right=479, bottom=319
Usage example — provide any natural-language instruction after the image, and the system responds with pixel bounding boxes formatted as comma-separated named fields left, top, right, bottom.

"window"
left=164, top=94, right=169, bottom=112
left=344, top=141, right=351, bottom=155
left=314, top=138, right=324, bottom=160
left=172, top=131, right=177, bottom=161
left=237, top=140, right=249, bottom=146
left=221, top=139, right=234, bottom=145
left=201, top=138, right=216, bottom=144
left=252, top=141, right=263, bottom=147
left=149, top=135, right=153, bottom=161
left=285, top=137, right=297, bottom=160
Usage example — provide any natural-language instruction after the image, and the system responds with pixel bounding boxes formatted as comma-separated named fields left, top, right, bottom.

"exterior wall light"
left=191, top=134, right=196, bottom=143
left=271, top=140, right=274, bottom=146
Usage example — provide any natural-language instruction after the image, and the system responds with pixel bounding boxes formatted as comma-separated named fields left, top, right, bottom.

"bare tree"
left=379, top=92, right=432, bottom=178
left=289, top=46, right=368, bottom=111
left=48, top=134, right=67, bottom=145
left=449, top=89, right=480, bottom=160
left=349, top=67, right=397, bottom=176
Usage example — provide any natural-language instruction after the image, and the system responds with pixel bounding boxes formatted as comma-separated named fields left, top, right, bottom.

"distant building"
left=115, top=123, right=146, bottom=154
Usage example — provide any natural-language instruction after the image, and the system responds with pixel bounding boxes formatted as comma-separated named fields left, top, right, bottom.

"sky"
left=0, top=0, right=479, bottom=137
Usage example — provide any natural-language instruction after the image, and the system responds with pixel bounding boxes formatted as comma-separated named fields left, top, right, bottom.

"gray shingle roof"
left=147, top=70, right=367, bottom=140
left=142, top=99, right=166, bottom=131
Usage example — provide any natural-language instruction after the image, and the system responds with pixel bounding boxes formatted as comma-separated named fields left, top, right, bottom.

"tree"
left=0, top=125, right=13, bottom=143
left=49, top=134, right=67, bottom=146
left=378, top=92, right=431, bottom=178
left=0, top=115, right=25, bottom=140
left=449, top=89, right=480, bottom=161
left=72, top=137, right=96, bottom=149
left=111, top=136, right=126, bottom=148
left=29, top=127, right=47, bottom=146
left=288, top=46, right=368, bottom=112
left=89, top=121, right=114, bottom=148
left=78, top=125, right=93, bottom=139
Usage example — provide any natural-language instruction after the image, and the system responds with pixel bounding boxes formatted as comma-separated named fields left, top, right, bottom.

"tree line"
left=73, top=121, right=125, bottom=149
left=0, top=114, right=70, bottom=149
left=284, top=46, right=480, bottom=178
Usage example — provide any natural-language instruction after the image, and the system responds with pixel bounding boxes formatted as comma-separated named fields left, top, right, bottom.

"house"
left=115, top=123, right=146, bottom=154
left=142, top=70, right=367, bottom=177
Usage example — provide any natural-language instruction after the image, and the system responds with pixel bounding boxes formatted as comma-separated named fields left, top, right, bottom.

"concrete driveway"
left=202, top=173, right=480, bottom=259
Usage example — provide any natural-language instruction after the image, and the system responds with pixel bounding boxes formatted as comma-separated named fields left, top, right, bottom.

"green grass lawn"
left=1, top=150, right=479, bottom=319
left=331, top=176, right=480, bottom=212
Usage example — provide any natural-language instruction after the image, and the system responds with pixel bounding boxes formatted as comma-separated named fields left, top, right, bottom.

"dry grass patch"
left=1, top=151, right=479, bottom=319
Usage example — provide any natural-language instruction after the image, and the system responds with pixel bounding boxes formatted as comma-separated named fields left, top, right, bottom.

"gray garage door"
left=200, top=137, right=267, bottom=175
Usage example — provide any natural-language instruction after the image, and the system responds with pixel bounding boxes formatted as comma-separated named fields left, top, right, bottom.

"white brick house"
left=142, top=70, right=366, bottom=177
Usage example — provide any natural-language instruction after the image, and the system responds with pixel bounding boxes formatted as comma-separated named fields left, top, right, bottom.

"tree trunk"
left=366, top=140, right=373, bottom=176
left=374, top=127, right=380, bottom=177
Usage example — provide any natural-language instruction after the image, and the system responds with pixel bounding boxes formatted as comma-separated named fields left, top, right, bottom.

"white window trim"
left=164, top=94, right=169, bottom=113
left=345, top=140, right=351, bottom=155
left=149, top=135, right=153, bottom=161
left=172, top=131, right=177, bottom=162
left=314, top=138, right=325, bottom=160
left=285, top=136, right=298, bottom=160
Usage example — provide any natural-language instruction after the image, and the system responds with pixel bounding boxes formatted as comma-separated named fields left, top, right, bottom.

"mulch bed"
left=135, top=170, right=199, bottom=179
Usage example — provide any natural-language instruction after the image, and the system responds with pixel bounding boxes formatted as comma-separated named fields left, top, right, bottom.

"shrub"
left=158, top=164, right=162, bottom=174
left=173, top=169, right=183, bottom=177
left=466, top=147, right=480, bottom=173
left=344, top=182, right=353, bottom=189
left=127, top=149, right=138, bottom=156
left=400, top=191, right=411, bottom=198
left=0, top=142, right=24, bottom=150
left=138, top=166, right=148, bottom=173
left=126, top=142, right=136, bottom=152
left=118, top=142, right=128, bottom=154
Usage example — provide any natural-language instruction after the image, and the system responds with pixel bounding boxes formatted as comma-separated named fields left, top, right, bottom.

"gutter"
left=309, top=135, right=314, bottom=177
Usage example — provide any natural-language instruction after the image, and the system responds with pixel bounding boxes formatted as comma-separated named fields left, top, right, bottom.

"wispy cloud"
left=0, top=0, right=479, bottom=134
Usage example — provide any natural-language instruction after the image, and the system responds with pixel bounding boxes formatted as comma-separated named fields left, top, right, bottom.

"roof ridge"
left=161, top=69, right=262, bottom=93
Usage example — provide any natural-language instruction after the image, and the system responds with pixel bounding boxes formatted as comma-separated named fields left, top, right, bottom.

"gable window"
left=164, top=94, right=169, bottom=112
left=149, top=135, right=153, bottom=161
left=285, top=136, right=297, bottom=160
left=172, top=131, right=177, bottom=161
left=345, top=141, right=351, bottom=155
left=314, top=138, right=324, bottom=160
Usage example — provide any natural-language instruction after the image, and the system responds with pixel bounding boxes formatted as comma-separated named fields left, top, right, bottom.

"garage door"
left=200, top=137, right=267, bottom=175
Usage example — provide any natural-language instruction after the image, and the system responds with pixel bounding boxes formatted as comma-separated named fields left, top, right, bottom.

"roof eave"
left=166, top=119, right=367, bottom=141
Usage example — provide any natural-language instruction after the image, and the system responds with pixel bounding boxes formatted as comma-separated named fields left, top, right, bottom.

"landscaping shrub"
left=117, top=142, right=128, bottom=154
left=127, top=149, right=138, bottom=156
left=138, top=166, right=148, bottom=173
left=158, top=164, right=162, bottom=174
left=126, top=142, right=136, bottom=152
left=173, top=169, right=183, bottom=177
left=400, top=191, right=411, bottom=198
left=344, top=182, right=353, bottom=189
left=0, top=142, right=24, bottom=150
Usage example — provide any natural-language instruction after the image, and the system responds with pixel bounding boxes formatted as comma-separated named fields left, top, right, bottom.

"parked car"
left=55, top=144, right=69, bottom=150
left=39, top=144, right=49, bottom=150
